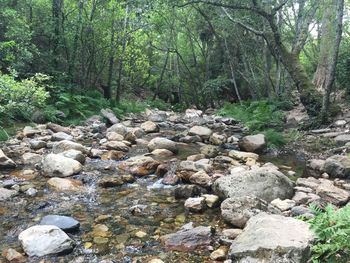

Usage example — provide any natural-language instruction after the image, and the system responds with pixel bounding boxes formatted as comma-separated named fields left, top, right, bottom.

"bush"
left=0, top=73, right=49, bottom=124
left=306, top=205, right=350, bottom=263
left=263, top=129, right=286, bottom=148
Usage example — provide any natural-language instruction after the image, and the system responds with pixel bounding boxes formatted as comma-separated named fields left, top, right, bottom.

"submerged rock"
left=213, top=167, right=294, bottom=202
left=229, top=213, right=314, bottom=262
left=161, top=223, right=212, bottom=252
left=18, top=225, right=75, bottom=257
left=40, top=215, right=80, bottom=232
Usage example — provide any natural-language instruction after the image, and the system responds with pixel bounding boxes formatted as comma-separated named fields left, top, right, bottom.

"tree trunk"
left=52, top=0, right=63, bottom=69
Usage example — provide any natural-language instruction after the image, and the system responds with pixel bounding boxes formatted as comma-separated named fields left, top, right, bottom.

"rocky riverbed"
left=0, top=108, right=349, bottom=263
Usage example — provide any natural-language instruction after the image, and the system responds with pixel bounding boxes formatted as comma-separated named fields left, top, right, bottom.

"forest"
left=1, top=1, right=350, bottom=263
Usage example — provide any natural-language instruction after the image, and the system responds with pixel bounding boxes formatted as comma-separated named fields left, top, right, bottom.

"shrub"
left=306, top=204, right=350, bottom=263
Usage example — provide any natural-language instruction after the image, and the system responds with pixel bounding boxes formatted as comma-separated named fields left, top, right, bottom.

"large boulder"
left=52, top=132, right=73, bottom=141
left=213, top=167, right=294, bottom=202
left=42, top=154, right=82, bottom=177
left=323, top=155, right=350, bottom=178
left=105, top=141, right=129, bottom=152
left=0, top=149, right=16, bottom=168
left=188, top=126, right=213, bottom=139
left=52, top=140, right=89, bottom=154
left=239, top=134, right=266, bottom=153
left=140, top=121, right=160, bottom=133
left=221, top=196, right=268, bottom=228
left=161, top=223, right=212, bottom=252
left=100, top=108, right=119, bottom=125
left=304, top=159, right=325, bottom=178
left=148, top=137, right=177, bottom=153
left=106, top=123, right=127, bottom=136
left=229, top=213, right=314, bottom=263
left=18, top=225, right=75, bottom=257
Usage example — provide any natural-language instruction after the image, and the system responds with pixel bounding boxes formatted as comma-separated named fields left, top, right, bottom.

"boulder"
left=189, top=170, right=211, bottom=187
left=0, top=149, right=16, bottom=168
left=188, top=126, right=213, bottom=139
left=106, top=123, right=127, bottom=136
left=0, top=187, right=18, bottom=201
left=148, top=111, right=167, bottom=122
left=200, top=145, right=219, bottom=158
left=161, top=223, right=212, bottom=252
left=270, top=198, right=296, bottom=211
left=52, top=140, right=89, bottom=154
left=59, top=150, right=85, bottom=164
left=229, top=213, right=314, bottom=263
left=100, top=108, right=119, bottom=125
left=52, top=132, right=73, bottom=141
left=228, top=150, right=259, bottom=162
left=106, top=132, right=124, bottom=141
left=239, top=134, right=266, bottom=153
left=42, top=154, right=82, bottom=177
left=209, top=133, right=227, bottom=145
left=151, top=149, right=174, bottom=157
left=334, top=134, right=350, bottom=146
left=148, top=137, right=177, bottom=153
left=221, top=196, right=268, bottom=228
left=323, top=155, right=350, bottom=178
left=40, top=215, right=80, bottom=232
left=118, top=155, right=160, bottom=176
left=29, top=140, right=47, bottom=150
left=47, top=123, right=70, bottom=134
left=305, top=159, right=325, bottom=178
left=105, top=141, right=129, bottom=152
left=22, top=152, right=42, bottom=165
left=315, top=179, right=350, bottom=206
left=141, top=121, right=160, bottom=133
left=18, top=225, right=75, bottom=257
left=213, top=167, right=294, bottom=202
left=47, top=177, right=83, bottom=192
left=184, top=197, right=206, bottom=212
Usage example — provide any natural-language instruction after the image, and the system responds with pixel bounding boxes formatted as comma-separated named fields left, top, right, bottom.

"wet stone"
left=40, top=215, right=80, bottom=232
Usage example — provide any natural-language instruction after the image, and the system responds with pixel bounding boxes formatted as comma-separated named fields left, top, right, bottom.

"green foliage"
left=0, top=73, right=49, bottom=124
left=263, top=129, right=287, bottom=148
left=306, top=205, right=350, bottom=263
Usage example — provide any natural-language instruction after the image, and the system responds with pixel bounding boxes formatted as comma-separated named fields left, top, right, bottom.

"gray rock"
left=189, top=170, right=211, bottom=187
left=213, top=167, right=294, bottom=202
left=42, top=154, right=82, bottom=177
left=323, top=155, right=350, bottom=178
left=174, top=185, right=207, bottom=199
left=18, top=225, right=75, bottom=257
left=148, top=111, right=167, bottom=122
left=334, top=134, right=350, bottom=146
left=221, top=196, right=268, bottom=228
left=229, top=213, right=314, bottom=263
left=105, top=141, right=129, bottom=152
left=0, top=149, right=16, bottom=168
left=52, top=140, right=89, bottom=154
left=101, top=108, right=119, bottom=125
left=52, top=132, right=73, bottom=141
left=140, top=121, right=160, bottom=133
left=22, top=152, right=42, bottom=165
left=305, top=159, right=325, bottom=178
left=106, top=123, right=127, bottom=136
left=59, top=150, right=86, bottom=164
left=29, top=140, right=47, bottom=150
left=40, top=215, right=80, bottom=232
left=188, top=126, right=213, bottom=139
left=0, top=187, right=18, bottom=200
left=184, top=197, right=206, bottom=212
left=239, top=134, right=266, bottom=153
left=315, top=179, right=350, bottom=206
left=148, top=137, right=177, bottom=153
left=200, top=145, right=219, bottom=158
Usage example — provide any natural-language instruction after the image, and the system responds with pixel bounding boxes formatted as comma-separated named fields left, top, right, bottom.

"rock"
left=107, top=123, right=128, bottom=136
left=184, top=197, right=206, bottom=212
left=174, top=185, right=207, bottom=199
left=209, top=133, right=227, bottom=145
left=185, top=109, right=203, bottom=121
left=47, top=177, right=83, bottom=192
left=323, top=155, right=350, bottom=178
left=200, top=145, right=219, bottom=158
left=22, top=153, right=42, bottom=165
left=228, top=213, right=314, bottom=262
left=59, top=150, right=85, bottom=164
left=292, top=191, right=320, bottom=205
left=161, top=223, right=212, bottom=252
left=148, top=137, right=177, bottom=153
left=315, top=179, right=350, bottom=206
left=270, top=198, right=296, bottom=211
left=106, top=132, right=124, bottom=141
left=210, top=246, right=228, bottom=261
left=187, top=154, right=206, bottom=162
left=221, top=196, right=268, bottom=228
left=42, top=154, right=82, bottom=177
left=228, top=150, right=259, bottom=162
left=286, top=104, right=309, bottom=128
left=239, top=134, right=266, bottom=153
left=179, top=135, right=202, bottom=143
left=296, top=177, right=321, bottom=190
left=18, top=225, right=75, bottom=257
left=305, top=159, right=325, bottom=178
left=135, top=230, right=147, bottom=238
left=118, top=155, right=160, bottom=176
left=148, top=259, right=164, bottom=263
left=23, top=126, right=41, bottom=137
left=2, top=248, right=26, bottom=262
left=0, top=149, right=16, bottom=168
left=202, top=194, right=220, bottom=208
left=141, top=121, right=160, bottom=133
left=334, top=134, right=350, bottom=146
left=162, top=172, right=180, bottom=185
left=101, top=150, right=125, bottom=160
left=188, top=126, right=213, bottom=139
left=29, top=140, right=47, bottom=150
left=290, top=206, right=314, bottom=217
left=98, top=176, right=124, bottom=187
left=0, top=187, right=18, bottom=201
left=100, top=108, right=119, bottom=125
left=221, top=229, right=243, bottom=240
left=189, top=170, right=211, bottom=187
left=148, top=111, right=167, bottom=122
left=47, top=123, right=70, bottom=134
left=52, top=140, right=89, bottom=154
left=151, top=149, right=174, bottom=157
left=105, top=141, right=129, bottom=152
left=213, top=167, right=294, bottom=202
left=40, top=215, right=80, bottom=232
left=26, top=188, right=38, bottom=196
left=52, top=132, right=73, bottom=141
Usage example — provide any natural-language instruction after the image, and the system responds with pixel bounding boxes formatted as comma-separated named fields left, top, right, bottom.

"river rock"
left=107, top=123, right=127, bottom=136
left=161, top=223, right=212, bottom=252
left=239, top=134, right=266, bottom=153
left=200, top=145, right=219, bottom=158
left=228, top=213, right=314, bottom=262
left=52, top=140, right=89, bottom=154
left=315, top=179, right=350, bottom=205
left=148, top=137, right=177, bottom=153
left=47, top=123, right=70, bottom=134
left=141, top=121, right=160, bottom=133
left=210, top=246, right=228, bottom=260
left=179, top=135, right=202, bottom=143
left=188, top=126, right=213, bottom=139
left=221, top=196, right=268, bottom=228
left=221, top=229, right=243, bottom=240
left=22, top=152, right=42, bottom=165
left=40, top=215, right=80, bottom=232
left=334, top=134, right=350, bottom=146
left=105, top=141, right=129, bottom=152
left=228, top=150, right=259, bottom=162
left=98, top=176, right=124, bottom=187
left=59, top=149, right=85, bottom=164
left=23, top=126, right=41, bottom=137
left=202, top=194, right=220, bottom=208
left=52, top=132, right=73, bottom=141
left=118, top=155, right=160, bottom=176
left=0, top=149, right=16, bottom=168
left=305, top=159, right=325, bottom=178
left=106, top=132, right=124, bottom=141
left=29, top=140, right=47, bottom=150
left=174, top=185, right=207, bottom=199
left=189, top=170, right=211, bottom=187
left=1, top=248, right=26, bottom=262
left=47, top=177, right=83, bottom=192
left=42, top=154, right=82, bottom=177
left=209, top=133, right=227, bottom=145
left=100, top=108, right=119, bottom=124
left=270, top=198, right=296, bottom=211
left=18, top=225, right=75, bottom=257
left=323, top=155, right=350, bottom=178
left=0, top=187, right=18, bottom=201
left=213, top=167, right=294, bottom=202
left=184, top=197, right=206, bottom=212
